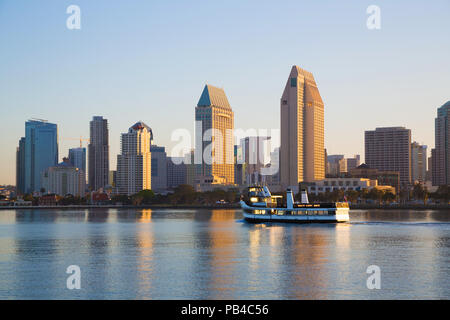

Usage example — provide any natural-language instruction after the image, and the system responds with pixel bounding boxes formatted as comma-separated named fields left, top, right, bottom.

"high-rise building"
left=432, top=101, right=450, bottom=186
left=411, top=142, right=427, bottom=183
left=184, top=150, right=196, bottom=187
left=267, top=147, right=280, bottom=186
left=41, top=158, right=86, bottom=197
left=69, top=147, right=86, bottom=184
left=195, top=84, right=234, bottom=185
left=24, top=120, right=58, bottom=193
left=116, top=122, right=152, bottom=195
left=167, top=157, right=186, bottom=189
left=88, top=116, right=109, bottom=191
left=346, top=155, right=361, bottom=171
left=280, top=65, right=325, bottom=187
left=239, top=136, right=270, bottom=185
left=365, top=127, right=411, bottom=187
left=327, top=155, right=344, bottom=177
left=327, top=154, right=361, bottom=177
left=109, top=170, right=116, bottom=187
left=16, top=137, right=26, bottom=195
left=150, top=145, right=167, bottom=192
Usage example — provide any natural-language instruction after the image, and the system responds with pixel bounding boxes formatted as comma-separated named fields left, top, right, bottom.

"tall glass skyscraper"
left=23, top=120, right=58, bottom=193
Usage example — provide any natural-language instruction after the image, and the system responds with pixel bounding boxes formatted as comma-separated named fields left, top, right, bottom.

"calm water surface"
left=0, top=208, right=449, bottom=299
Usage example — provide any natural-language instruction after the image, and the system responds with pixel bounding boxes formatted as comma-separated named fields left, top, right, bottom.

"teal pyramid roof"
left=197, top=84, right=231, bottom=109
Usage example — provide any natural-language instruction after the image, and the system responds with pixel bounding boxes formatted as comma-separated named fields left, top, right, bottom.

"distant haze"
left=0, top=0, right=449, bottom=184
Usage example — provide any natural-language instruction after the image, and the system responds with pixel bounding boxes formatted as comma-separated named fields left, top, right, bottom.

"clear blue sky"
left=1, top=0, right=449, bottom=185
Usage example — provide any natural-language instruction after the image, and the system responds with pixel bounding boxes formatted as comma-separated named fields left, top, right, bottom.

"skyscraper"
left=411, top=142, right=427, bottom=183
left=432, top=101, right=450, bottom=186
left=280, top=65, right=325, bottom=186
left=116, top=122, right=152, bottom=195
left=69, top=147, right=86, bottom=184
left=167, top=157, right=187, bottom=189
left=239, top=136, right=271, bottom=185
left=88, top=116, right=109, bottom=191
left=195, top=84, right=234, bottom=184
left=150, top=145, right=167, bottom=192
left=24, top=119, right=58, bottom=193
left=16, top=137, right=26, bottom=195
left=365, top=127, right=411, bottom=187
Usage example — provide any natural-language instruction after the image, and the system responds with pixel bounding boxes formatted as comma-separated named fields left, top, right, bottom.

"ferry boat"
left=240, top=186, right=349, bottom=223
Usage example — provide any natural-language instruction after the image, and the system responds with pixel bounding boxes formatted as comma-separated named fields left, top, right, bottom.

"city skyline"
left=1, top=1, right=450, bottom=185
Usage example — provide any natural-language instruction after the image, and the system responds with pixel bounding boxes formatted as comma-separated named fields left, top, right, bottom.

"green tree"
left=134, top=189, right=155, bottom=204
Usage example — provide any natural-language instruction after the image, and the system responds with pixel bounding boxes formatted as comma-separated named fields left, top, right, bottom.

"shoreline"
left=0, top=203, right=449, bottom=211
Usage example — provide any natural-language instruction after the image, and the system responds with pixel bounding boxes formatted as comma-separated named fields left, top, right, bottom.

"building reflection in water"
left=134, top=209, right=154, bottom=299
left=192, top=209, right=238, bottom=299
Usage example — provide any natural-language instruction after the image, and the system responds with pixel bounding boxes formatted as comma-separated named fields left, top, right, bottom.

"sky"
left=0, top=0, right=449, bottom=185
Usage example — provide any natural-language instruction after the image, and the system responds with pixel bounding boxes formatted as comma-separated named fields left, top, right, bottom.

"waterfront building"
left=365, top=127, right=411, bottom=187
left=432, top=101, right=450, bottom=186
left=411, top=142, right=427, bottom=183
left=150, top=145, right=168, bottom=192
left=116, top=122, right=152, bottom=196
left=167, top=157, right=187, bottom=189
left=24, top=119, right=58, bottom=193
left=16, top=137, right=26, bottom=195
left=69, top=147, right=86, bottom=184
left=280, top=65, right=325, bottom=187
left=88, top=116, right=109, bottom=191
left=349, top=163, right=400, bottom=194
left=307, top=177, right=395, bottom=196
left=41, top=158, right=86, bottom=197
left=195, top=84, right=234, bottom=185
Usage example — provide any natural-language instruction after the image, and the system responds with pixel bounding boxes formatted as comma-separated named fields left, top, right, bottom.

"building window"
left=290, top=78, right=297, bottom=87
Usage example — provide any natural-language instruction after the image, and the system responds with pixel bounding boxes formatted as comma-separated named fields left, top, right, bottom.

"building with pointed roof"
left=195, top=84, right=235, bottom=185
left=280, top=65, right=325, bottom=187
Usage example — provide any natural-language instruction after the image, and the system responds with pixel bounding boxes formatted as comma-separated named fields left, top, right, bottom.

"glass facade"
left=24, top=120, right=58, bottom=193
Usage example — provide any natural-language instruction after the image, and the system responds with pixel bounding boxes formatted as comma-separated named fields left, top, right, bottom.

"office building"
left=150, top=145, right=168, bottom=192
left=411, top=142, right=427, bottom=183
left=116, top=122, right=152, bottom=195
left=280, top=65, right=325, bottom=186
left=432, top=101, right=450, bottom=186
left=16, top=137, right=26, bottom=195
left=88, top=116, right=109, bottom=191
left=167, top=157, right=186, bottom=189
left=24, top=119, right=58, bottom=193
left=195, top=84, right=234, bottom=185
left=365, top=127, right=411, bottom=187
left=41, top=158, right=86, bottom=197
left=69, top=147, right=86, bottom=183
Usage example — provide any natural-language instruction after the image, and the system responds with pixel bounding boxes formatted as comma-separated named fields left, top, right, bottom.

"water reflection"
left=0, top=208, right=448, bottom=299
